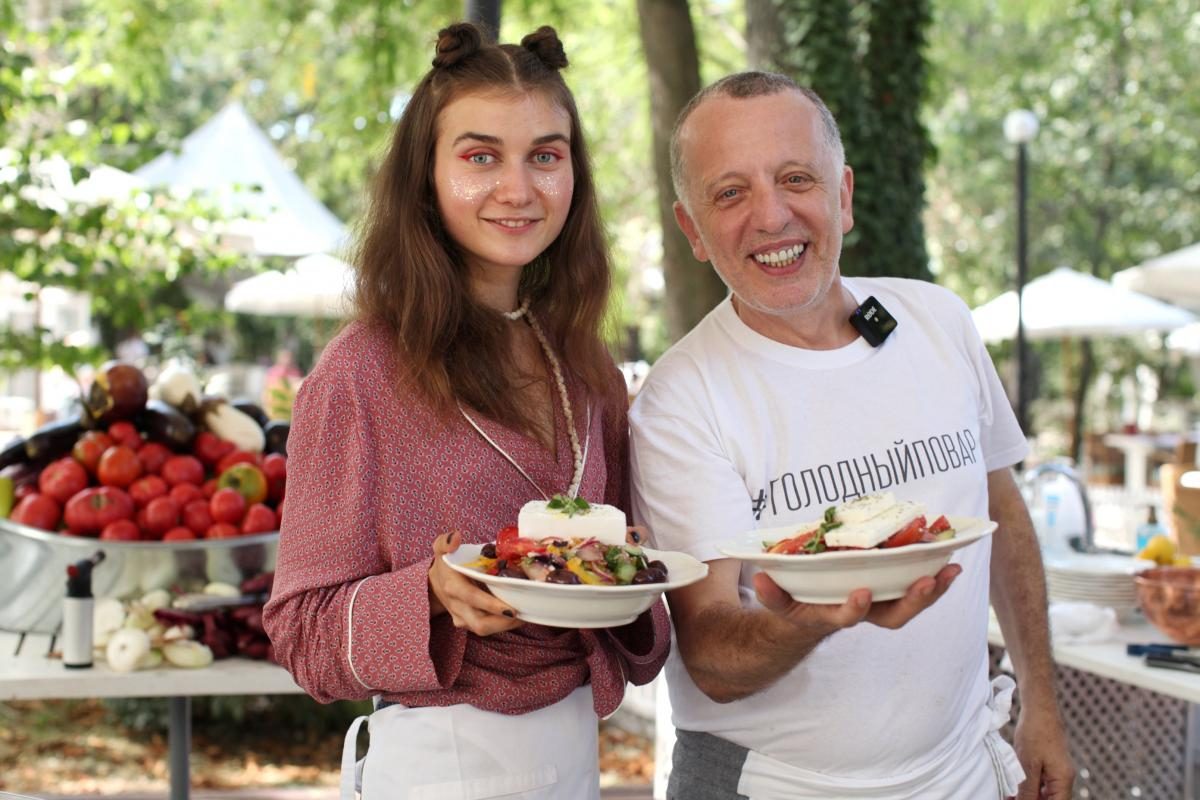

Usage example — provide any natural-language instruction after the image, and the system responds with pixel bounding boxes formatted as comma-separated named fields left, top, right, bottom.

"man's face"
left=673, top=91, right=854, bottom=328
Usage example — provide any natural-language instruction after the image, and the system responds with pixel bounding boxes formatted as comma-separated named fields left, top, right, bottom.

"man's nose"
left=750, top=189, right=790, bottom=233
left=493, top=163, right=535, bottom=206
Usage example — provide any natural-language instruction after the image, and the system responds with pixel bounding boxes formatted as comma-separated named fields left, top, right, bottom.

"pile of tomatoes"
left=8, top=421, right=287, bottom=542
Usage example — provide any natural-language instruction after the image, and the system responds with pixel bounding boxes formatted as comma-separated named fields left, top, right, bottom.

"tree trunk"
left=637, top=0, right=727, bottom=343
left=465, top=0, right=500, bottom=40
left=745, top=0, right=782, bottom=70
left=1070, top=339, right=1095, bottom=465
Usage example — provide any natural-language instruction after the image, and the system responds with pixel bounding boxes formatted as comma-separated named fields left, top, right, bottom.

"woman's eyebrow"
left=451, top=132, right=570, bottom=146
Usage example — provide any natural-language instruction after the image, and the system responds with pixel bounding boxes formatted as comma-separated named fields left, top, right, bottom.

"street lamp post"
left=1004, top=109, right=1039, bottom=435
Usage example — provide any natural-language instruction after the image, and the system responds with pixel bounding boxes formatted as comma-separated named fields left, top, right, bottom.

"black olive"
left=647, top=560, right=667, bottom=573
left=545, top=569, right=581, bottom=585
left=501, top=565, right=527, bottom=580
left=481, top=543, right=497, bottom=558
left=553, top=539, right=569, bottom=547
left=632, top=567, right=669, bottom=585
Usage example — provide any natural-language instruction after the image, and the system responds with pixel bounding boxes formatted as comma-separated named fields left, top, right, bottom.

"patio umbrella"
left=134, top=101, right=347, bottom=257
left=1112, top=243, right=1200, bottom=312
left=971, top=266, right=1196, bottom=344
left=1167, top=322, right=1200, bottom=356
left=223, top=252, right=353, bottom=318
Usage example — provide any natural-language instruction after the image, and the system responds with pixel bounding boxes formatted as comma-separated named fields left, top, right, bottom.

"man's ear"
left=840, top=164, right=855, bottom=235
left=673, top=201, right=709, bottom=262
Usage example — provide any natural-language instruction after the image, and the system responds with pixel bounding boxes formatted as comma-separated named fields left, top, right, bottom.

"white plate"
left=1043, top=553, right=1154, bottom=576
left=443, top=545, right=709, bottom=628
left=718, top=516, right=996, bottom=604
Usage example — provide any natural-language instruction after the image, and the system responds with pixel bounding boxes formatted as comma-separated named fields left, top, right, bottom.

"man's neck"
left=731, top=282, right=861, bottom=350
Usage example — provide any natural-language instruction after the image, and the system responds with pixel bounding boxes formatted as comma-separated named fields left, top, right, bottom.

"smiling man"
left=629, top=72, right=1074, bottom=800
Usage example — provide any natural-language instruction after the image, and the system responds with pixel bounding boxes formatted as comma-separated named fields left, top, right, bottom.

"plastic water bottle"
left=1136, top=505, right=1166, bottom=552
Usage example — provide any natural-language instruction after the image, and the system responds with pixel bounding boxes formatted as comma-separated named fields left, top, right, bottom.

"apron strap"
left=984, top=675, right=1026, bottom=797
left=340, top=714, right=370, bottom=800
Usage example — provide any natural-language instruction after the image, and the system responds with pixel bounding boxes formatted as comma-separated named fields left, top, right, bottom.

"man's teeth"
left=753, top=244, right=805, bottom=266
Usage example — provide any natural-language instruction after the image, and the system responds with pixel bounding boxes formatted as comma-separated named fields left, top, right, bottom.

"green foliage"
left=765, top=0, right=933, bottom=280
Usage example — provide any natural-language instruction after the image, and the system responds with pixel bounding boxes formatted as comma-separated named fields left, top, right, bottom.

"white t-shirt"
left=630, top=277, right=1028, bottom=781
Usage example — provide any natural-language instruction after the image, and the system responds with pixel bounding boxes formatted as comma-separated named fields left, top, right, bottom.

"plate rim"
left=442, top=544, right=709, bottom=594
left=717, top=515, right=997, bottom=565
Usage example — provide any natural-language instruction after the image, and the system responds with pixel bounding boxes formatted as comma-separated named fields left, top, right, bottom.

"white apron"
left=340, top=686, right=600, bottom=800
left=735, top=676, right=1026, bottom=800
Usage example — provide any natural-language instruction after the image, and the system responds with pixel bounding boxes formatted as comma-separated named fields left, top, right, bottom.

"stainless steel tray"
left=0, top=517, right=278, bottom=634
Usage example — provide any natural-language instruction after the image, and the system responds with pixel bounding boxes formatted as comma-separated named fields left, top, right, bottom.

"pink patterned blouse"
left=262, top=321, right=670, bottom=717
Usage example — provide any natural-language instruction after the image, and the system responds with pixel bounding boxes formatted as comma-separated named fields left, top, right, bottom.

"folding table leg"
left=168, top=695, right=192, bottom=800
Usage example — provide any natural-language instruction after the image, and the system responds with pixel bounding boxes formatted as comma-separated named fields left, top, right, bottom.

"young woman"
left=261, top=22, right=670, bottom=800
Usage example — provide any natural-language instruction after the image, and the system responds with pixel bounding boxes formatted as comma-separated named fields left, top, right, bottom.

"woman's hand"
left=428, top=532, right=524, bottom=636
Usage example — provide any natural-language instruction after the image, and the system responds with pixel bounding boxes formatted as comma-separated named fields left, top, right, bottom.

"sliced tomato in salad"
left=928, top=515, right=952, bottom=535
left=767, top=531, right=817, bottom=554
left=880, top=515, right=927, bottom=548
left=495, top=526, right=542, bottom=561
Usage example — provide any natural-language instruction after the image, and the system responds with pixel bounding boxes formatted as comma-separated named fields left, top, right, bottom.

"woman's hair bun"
left=521, top=26, right=568, bottom=70
left=433, top=23, right=484, bottom=69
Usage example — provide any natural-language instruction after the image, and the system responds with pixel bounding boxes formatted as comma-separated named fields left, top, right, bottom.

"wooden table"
left=0, top=630, right=305, bottom=800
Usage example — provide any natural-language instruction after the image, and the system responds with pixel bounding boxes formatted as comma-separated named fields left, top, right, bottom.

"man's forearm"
left=989, top=472, right=1058, bottom=707
left=678, top=602, right=828, bottom=702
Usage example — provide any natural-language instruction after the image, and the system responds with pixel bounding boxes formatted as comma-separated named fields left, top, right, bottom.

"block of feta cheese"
left=517, top=499, right=628, bottom=545
left=824, top=499, right=926, bottom=549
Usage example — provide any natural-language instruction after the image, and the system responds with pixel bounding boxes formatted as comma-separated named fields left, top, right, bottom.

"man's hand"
left=1013, top=705, right=1074, bottom=800
left=753, top=563, right=962, bottom=632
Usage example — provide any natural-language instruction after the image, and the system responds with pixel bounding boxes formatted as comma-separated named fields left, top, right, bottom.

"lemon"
left=1137, top=534, right=1177, bottom=566
left=1173, top=554, right=1193, bottom=567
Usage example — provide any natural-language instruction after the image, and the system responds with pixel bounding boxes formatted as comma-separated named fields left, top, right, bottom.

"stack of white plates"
left=1043, top=552, right=1152, bottom=619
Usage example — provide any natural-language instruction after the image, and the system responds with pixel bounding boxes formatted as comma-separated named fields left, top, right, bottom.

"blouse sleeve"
left=598, top=366, right=671, bottom=685
left=262, top=357, right=467, bottom=703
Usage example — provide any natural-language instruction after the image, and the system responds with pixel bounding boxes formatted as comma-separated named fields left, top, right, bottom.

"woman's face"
left=433, top=91, right=574, bottom=283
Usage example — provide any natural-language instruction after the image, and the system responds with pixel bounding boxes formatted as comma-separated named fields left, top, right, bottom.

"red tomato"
left=928, top=515, right=952, bottom=535
left=496, top=531, right=539, bottom=561
left=136, top=442, right=172, bottom=475
left=168, top=482, right=205, bottom=507
left=63, top=487, right=135, bottom=536
left=97, top=445, right=143, bottom=488
left=107, top=421, right=142, bottom=450
left=209, top=487, right=246, bottom=524
left=193, top=431, right=236, bottom=466
left=38, top=458, right=89, bottom=504
left=160, top=455, right=205, bottom=487
left=163, top=526, right=197, bottom=541
left=128, top=475, right=169, bottom=508
left=767, top=531, right=816, bottom=554
left=100, top=519, right=141, bottom=541
left=182, top=499, right=215, bottom=535
left=261, top=453, right=286, bottom=502
left=202, top=478, right=219, bottom=498
left=216, top=450, right=260, bottom=475
left=881, top=516, right=928, bottom=549
left=11, top=494, right=61, bottom=531
left=72, top=431, right=114, bottom=475
left=205, top=522, right=240, bottom=539
left=143, top=496, right=181, bottom=537
left=241, top=503, right=276, bottom=535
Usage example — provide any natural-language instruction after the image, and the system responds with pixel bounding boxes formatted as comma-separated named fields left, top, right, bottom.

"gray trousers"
left=667, top=729, right=751, bottom=800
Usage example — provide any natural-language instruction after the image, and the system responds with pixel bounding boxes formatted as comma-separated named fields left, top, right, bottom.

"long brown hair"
left=352, top=22, right=614, bottom=432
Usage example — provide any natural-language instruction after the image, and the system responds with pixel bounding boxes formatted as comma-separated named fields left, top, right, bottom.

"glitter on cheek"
left=531, top=170, right=572, bottom=200
left=446, top=174, right=499, bottom=204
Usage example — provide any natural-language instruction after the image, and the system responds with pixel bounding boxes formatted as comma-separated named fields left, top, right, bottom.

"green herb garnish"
left=547, top=494, right=591, bottom=517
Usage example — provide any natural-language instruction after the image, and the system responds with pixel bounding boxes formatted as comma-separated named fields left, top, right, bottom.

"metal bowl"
left=0, top=517, right=278, bottom=634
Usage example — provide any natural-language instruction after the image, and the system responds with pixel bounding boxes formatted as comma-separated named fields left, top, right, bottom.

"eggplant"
left=2, top=417, right=86, bottom=468
left=137, top=399, right=196, bottom=451
left=231, top=399, right=269, bottom=428
left=263, top=420, right=290, bottom=455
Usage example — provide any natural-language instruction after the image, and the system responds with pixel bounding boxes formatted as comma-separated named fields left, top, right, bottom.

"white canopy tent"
left=971, top=266, right=1196, bottom=343
left=1112, top=243, right=1200, bottom=312
left=223, top=252, right=353, bottom=318
left=134, top=101, right=347, bottom=257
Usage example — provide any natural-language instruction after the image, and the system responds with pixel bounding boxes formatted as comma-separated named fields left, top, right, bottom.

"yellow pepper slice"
left=565, top=557, right=606, bottom=585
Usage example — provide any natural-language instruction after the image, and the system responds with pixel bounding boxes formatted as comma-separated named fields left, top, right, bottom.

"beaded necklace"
left=459, top=299, right=589, bottom=499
